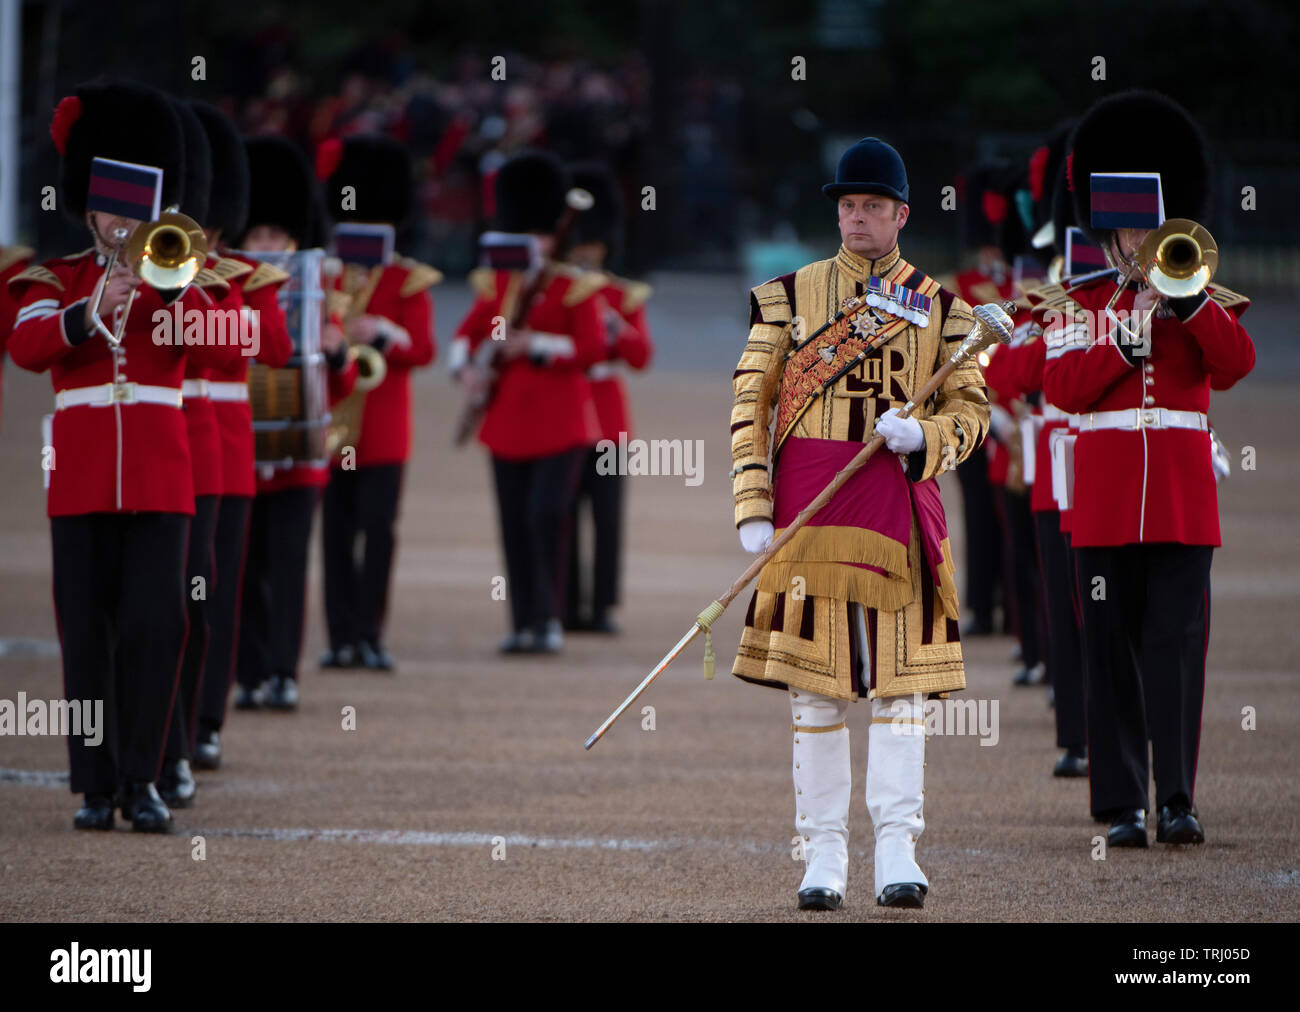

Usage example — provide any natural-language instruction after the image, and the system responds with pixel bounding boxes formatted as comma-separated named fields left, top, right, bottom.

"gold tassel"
left=696, top=600, right=725, bottom=680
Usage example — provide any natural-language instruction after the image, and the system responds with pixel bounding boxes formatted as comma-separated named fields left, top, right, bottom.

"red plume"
left=1066, top=151, right=1075, bottom=192
left=1028, top=145, right=1049, bottom=203
left=50, top=96, right=82, bottom=157
left=982, top=190, right=1008, bottom=226
left=316, top=138, right=344, bottom=182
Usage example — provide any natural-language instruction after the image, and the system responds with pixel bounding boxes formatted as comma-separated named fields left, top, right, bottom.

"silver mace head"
left=973, top=300, right=1017, bottom=346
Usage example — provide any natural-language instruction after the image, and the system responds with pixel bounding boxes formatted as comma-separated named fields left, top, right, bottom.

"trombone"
left=1104, top=218, right=1219, bottom=345
left=89, top=211, right=208, bottom=348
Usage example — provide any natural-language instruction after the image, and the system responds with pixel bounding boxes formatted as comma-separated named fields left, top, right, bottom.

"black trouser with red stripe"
left=1034, top=510, right=1085, bottom=752
left=1002, top=488, right=1045, bottom=669
left=51, top=513, right=189, bottom=795
left=565, top=450, right=624, bottom=626
left=956, top=449, right=1003, bottom=633
left=238, top=486, right=319, bottom=688
left=197, top=495, right=251, bottom=735
left=1074, top=543, right=1213, bottom=818
left=164, top=494, right=219, bottom=762
left=322, top=464, right=404, bottom=651
left=492, top=450, right=584, bottom=635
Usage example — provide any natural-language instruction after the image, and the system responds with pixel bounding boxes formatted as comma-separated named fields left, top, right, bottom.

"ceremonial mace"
left=583, top=300, right=1017, bottom=750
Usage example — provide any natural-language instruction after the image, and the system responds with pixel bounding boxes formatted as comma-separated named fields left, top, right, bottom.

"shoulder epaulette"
left=1208, top=284, right=1250, bottom=313
left=0, top=245, right=35, bottom=274
left=193, top=268, right=231, bottom=295
left=211, top=256, right=254, bottom=282
left=397, top=257, right=444, bottom=298
left=325, top=289, right=352, bottom=319
left=560, top=267, right=608, bottom=307
left=749, top=277, right=792, bottom=325
left=610, top=276, right=653, bottom=313
left=468, top=266, right=497, bottom=300
left=9, top=263, right=65, bottom=292
left=241, top=261, right=290, bottom=293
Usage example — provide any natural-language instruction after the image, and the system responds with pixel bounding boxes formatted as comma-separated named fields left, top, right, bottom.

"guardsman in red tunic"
left=450, top=151, right=606, bottom=654
left=951, top=161, right=1013, bottom=640
left=7, top=81, right=242, bottom=832
left=152, top=98, right=227, bottom=809
left=1042, top=91, right=1255, bottom=848
left=562, top=163, right=654, bottom=635
left=233, top=136, right=358, bottom=714
left=189, top=132, right=295, bottom=734
left=317, top=136, right=439, bottom=671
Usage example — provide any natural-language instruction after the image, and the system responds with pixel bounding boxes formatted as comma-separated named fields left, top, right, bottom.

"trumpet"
left=325, top=340, right=388, bottom=457
left=1104, top=218, right=1218, bottom=341
left=89, top=211, right=208, bottom=348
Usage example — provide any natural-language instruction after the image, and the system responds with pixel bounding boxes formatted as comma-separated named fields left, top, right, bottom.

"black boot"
left=1106, top=809, right=1148, bottom=848
left=193, top=728, right=221, bottom=771
left=1157, top=803, right=1205, bottom=845
left=119, top=782, right=173, bottom=834
left=73, top=793, right=116, bottom=831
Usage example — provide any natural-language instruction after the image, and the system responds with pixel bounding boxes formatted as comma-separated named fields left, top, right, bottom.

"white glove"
left=874, top=408, right=925, bottom=454
left=738, top=518, right=774, bottom=554
left=989, top=404, right=1016, bottom=442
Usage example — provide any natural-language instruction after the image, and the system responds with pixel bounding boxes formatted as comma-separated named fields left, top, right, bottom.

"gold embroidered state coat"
left=730, top=244, right=990, bottom=700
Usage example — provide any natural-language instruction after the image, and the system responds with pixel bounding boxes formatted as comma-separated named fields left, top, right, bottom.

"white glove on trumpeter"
left=738, top=518, right=774, bottom=554
left=874, top=408, right=925, bottom=454
left=989, top=404, right=1016, bottom=442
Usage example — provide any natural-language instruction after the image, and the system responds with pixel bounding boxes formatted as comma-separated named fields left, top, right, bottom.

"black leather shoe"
left=1053, top=751, right=1089, bottom=778
left=73, top=793, right=115, bottom=831
left=358, top=641, right=395, bottom=671
left=264, top=676, right=299, bottom=710
left=193, top=729, right=221, bottom=770
left=1013, top=663, right=1045, bottom=686
left=500, top=629, right=537, bottom=654
left=234, top=684, right=263, bottom=710
left=1107, top=809, right=1148, bottom=848
left=156, top=758, right=196, bottom=808
left=878, top=883, right=926, bottom=908
left=1156, top=804, right=1205, bottom=845
left=320, top=644, right=359, bottom=669
left=797, top=887, right=843, bottom=911
left=119, top=782, right=173, bottom=833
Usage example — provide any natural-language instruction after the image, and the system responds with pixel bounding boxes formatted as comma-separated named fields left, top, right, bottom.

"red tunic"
left=7, top=250, right=244, bottom=516
left=327, top=260, right=438, bottom=469
left=1041, top=275, right=1254, bottom=547
left=589, top=279, right=653, bottom=443
left=960, top=269, right=1020, bottom=488
left=452, top=267, right=605, bottom=461
left=210, top=253, right=294, bottom=497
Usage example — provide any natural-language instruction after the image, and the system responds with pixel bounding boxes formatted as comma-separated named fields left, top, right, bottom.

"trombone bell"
left=1137, top=218, right=1218, bottom=299
left=126, top=211, right=208, bottom=291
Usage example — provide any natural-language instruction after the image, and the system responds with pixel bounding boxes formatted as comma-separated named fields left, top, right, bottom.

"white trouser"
left=790, top=689, right=850, bottom=896
left=790, top=604, right=928, bottom=901
left=867, top=691, right=928, bottom=898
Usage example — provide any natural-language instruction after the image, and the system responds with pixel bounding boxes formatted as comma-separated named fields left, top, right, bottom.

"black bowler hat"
left=822, top=137, right=909, bottom=203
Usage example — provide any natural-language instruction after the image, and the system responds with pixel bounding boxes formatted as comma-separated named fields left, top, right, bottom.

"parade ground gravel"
left=1, top=276, right=1297, bottom=922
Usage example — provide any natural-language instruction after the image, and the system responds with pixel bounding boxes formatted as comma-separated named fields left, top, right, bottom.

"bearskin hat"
left=172, top=100, right=211, bottom=226
left=52, top=78, right=184, bottom=224
left=1028, top=119, right=1074, bottom=239
left=959, top=161, right=1010, bottom=252
left=321, top=135, right=413, bottom=226
left=191, top=102, right=250, bottom=241
left=1069, top=90, right=1210, bottom=246
left=240, top=136, right=316, bottom=248
left=569, top=162, right=624, bottom=256
left=494, top=150, right=569, bottom=234
left=996, top=164, right=1032, bottom=265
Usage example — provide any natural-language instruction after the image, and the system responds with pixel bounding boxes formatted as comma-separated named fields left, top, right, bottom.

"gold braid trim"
left=211, top=256, right=254, bottom=282
left=9, top=263, right=63, bottom=292
left=768, top=525, right=908, bottom=575
left=398, top=257, right=444, bottom=297
left=241, top=261, right=290, bottom=293
left=193, top=267, right=231, bottom=295
left=560, top=266, right=608, bottom=307
left=613, top=277, right=653, bottom=312
left=755, top=562, right=914, bottom=614
left=468, top=266, right=496, bottom=299
left=791, top=722, right=846, bottom=733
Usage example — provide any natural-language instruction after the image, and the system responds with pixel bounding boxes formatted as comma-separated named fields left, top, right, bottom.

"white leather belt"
left=208, top=381, right=250, bottom=403
left=587, top=361, right=620, bottom=382
left=55, top=382, right=183, bottom=411
left=182, top=378, right=210, bottom=399
left=1080, top=408, right=1208, bottom=432
left=1041, top=404, right=1069, bottom=423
